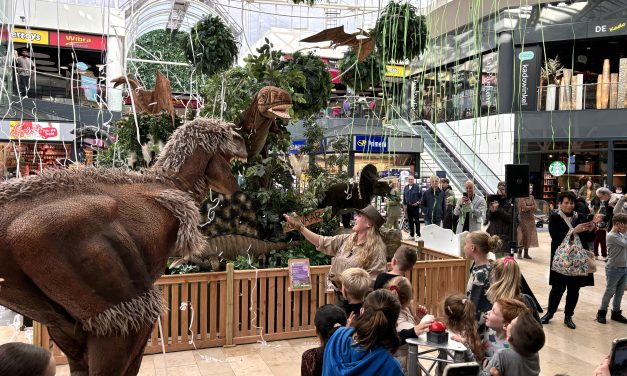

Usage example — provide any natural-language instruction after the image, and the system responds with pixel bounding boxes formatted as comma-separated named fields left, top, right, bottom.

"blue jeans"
left=600, top=266, right=627, bottom=312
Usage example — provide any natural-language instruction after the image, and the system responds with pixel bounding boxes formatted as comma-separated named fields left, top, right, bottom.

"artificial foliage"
left=371, top=1, right=428, bottom=63
left=185, top=15, right=239, bottom=76
left=113, top=112, right=183, bottom=169
left=278, top=52, right=332, bottom=119
left=129, top=30, right=191, bottom=92
left=290, top=0, right=317, bottom=5
left=200, top=66, right=260, bottom=122
left=338, top=48, right=383, bottom=93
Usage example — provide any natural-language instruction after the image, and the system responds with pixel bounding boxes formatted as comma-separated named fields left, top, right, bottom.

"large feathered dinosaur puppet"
left=170, top=87, right=294, bottom=269
left=0, top=117, right=246, bottom=376
left=319, top=164, right=391, bottom=228
left=111, top=71, right=176, bottom=123
left=238, top=86, right=292, bottom=159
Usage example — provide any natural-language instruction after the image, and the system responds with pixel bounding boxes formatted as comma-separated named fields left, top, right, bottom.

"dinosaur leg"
left=47, top=326, right=89, bottom=376
left=0, top=265, right=89, bottom=374
left=86, top=324, right=153, bottom=376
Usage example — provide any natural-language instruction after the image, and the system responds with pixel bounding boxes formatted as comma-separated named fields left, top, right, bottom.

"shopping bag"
left=551, top=228, right=592, bottom=276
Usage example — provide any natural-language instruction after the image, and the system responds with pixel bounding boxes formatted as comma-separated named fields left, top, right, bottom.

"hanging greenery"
left=338, top=48, right=383, bottom=93
left=290, top=0, right=317, bottom=5
left=279, top=52, right=332, bottom=119
left=130, top=30, right=191, bottom=92
left=371, top=1, right=428, bottom=62
left=185, top=15, right=239, bottom=76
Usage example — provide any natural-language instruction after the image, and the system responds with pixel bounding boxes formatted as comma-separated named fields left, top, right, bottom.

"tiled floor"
left=2, top=229, right=624, bottom=375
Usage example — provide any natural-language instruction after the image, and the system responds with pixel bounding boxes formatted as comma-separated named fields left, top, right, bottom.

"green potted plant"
left=185, top=15, right=239, bottom=76
left=371, top=1, right=428, bottom=63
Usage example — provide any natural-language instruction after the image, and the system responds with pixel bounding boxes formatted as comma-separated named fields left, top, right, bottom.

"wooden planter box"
left=35, top=244, right=468, bottom=365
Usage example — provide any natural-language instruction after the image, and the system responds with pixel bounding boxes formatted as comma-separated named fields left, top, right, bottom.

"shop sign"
left=514, top=45, right=542, bottom=111
left=549, top=161, right=566, bottom=177
left=9, top=121, right=61, bottom=141
left=50, top=31, right=107, bottom=51
left=353, top=135, right=388, bottom=153
left=10, top=28, right=49, bottom=45
left=385, top=65, right=405, bottom=77
left=588, top=19, right=627, bottom=37
left=289, top=139, right=306, bottom=154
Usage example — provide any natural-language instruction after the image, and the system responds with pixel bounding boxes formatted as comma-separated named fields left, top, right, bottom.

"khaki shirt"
left=316, top=233, right=387, bottom=289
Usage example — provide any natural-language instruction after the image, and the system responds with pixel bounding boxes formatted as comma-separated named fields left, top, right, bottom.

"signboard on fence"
left=288, top=259, right=312, bottom=291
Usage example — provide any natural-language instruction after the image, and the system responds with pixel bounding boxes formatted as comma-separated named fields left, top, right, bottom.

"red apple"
left=429, top=321, right=447, bottom=332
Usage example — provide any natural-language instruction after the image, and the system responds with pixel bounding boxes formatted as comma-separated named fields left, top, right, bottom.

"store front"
left=2, top=27, right=108, bottom=105
left=515, top=140, right=627, bottom=203
left=0, top=120, right=94, bottom=180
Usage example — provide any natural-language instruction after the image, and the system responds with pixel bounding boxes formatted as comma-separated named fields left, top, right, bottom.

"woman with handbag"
left=541, top=191, right=596, bottom=329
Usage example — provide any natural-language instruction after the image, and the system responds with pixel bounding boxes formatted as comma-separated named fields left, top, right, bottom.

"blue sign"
left=353, top=135, right=388, bottom=153
left=289, top=139, right=306, bottom=154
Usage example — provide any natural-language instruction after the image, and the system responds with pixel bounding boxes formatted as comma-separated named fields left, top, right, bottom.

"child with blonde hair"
left=339, top=267, right=371, bottom=319
left=486, top=257, right=541, bottom=322
left=464, top=231, right=500, bottom=328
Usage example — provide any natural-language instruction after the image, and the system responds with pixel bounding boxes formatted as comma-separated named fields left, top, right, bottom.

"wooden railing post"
left=416, top=240, right=425, bottom=260
left=33, top=321, right=42, bottom=347
left=224, top=262, right=235, bottom=347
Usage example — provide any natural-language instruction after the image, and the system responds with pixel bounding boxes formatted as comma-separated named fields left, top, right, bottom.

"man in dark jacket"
left=422, top=175, right=445, bottom=226
left=403, top=176, right=422, bottom=240
left=441, top=178, right=457, bottom=230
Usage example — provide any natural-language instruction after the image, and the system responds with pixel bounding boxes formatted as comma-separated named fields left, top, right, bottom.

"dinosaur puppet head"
left=256, top=86, right=292, bottom=120
left=154, top=117, right=247, bottom=196
left=241, top=86, right=292, bottom=159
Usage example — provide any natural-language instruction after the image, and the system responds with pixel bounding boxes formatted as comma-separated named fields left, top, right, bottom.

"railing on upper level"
left=536, top=83, right=627, bottom=111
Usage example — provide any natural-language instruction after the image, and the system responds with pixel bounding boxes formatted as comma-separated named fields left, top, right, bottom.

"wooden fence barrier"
left=35, top=244, right=467, bottom=365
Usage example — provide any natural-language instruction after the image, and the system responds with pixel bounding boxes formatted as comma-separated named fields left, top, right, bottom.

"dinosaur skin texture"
left=238, top=86, right=292, bottom=159
left=185, top=234, right=296, bottom=270
left=0, top=118, right=247, bottom=376
left=111, top=71, right=176, bottom=124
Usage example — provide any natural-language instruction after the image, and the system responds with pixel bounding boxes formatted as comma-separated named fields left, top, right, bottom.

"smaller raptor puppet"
left=111, top=71, right=176, bottom=123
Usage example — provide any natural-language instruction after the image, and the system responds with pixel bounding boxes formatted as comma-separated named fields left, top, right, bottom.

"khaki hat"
left=355, top=205, right=385, bottom=228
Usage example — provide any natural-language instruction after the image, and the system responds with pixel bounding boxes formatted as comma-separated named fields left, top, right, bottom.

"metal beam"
left=239, top=0, right=381, bottom=12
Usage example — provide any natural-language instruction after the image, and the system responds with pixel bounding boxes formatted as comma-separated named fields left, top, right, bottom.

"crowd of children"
left=302, top=232, right=549, bottom=376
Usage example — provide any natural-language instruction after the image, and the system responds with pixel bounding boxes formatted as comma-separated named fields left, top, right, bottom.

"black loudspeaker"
left=505, top=164, right=530, bottom=198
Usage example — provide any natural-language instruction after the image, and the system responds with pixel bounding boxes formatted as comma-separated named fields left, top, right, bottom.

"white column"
left=106, top=35, right=124, bottom=112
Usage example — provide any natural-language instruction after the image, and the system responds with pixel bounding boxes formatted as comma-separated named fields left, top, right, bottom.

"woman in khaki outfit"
left=516, top=184, right=539, bottom=259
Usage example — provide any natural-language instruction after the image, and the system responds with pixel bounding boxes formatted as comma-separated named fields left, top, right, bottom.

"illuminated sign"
left=50, top=31, right=107, bottom=51
left=9, top=121, right=61, bottom=141
left=589, top=19, right=627, bottom=37
left=385, top=65, right=405, bottom=77
left=10, top=28, right=49, bottom=45
left=354, top=135, right=388, bottom=153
